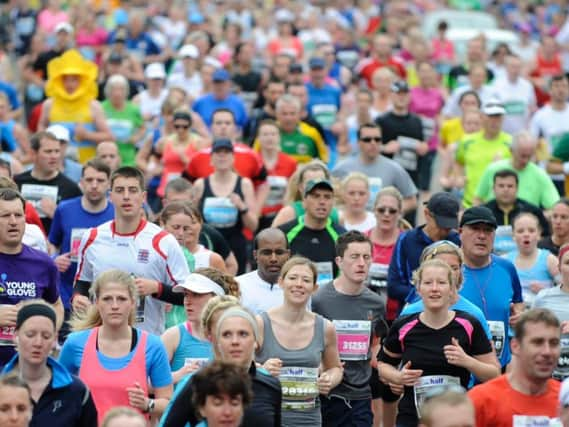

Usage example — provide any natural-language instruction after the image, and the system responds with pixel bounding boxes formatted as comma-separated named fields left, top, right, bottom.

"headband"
left=173, top=111, right=192, bottom=123
left=16, top=303, right=56, bottom=330
left=216, top=307, right=258, bottom=341
left=560, top=245, right=569, bottom=264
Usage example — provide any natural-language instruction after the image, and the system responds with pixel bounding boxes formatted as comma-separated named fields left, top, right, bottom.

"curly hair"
left=195, top=267, right=241, bottom=299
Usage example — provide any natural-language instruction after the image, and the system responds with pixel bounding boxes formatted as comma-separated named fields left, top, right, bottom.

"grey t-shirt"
left=311, top=281, right=386, bottom=400
left=533, top=286, right=569, bottom=322
left=332, top=155, right=417, bottom=209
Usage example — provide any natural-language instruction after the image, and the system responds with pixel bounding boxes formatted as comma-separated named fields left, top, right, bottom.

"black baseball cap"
left=289, top=63, right=303, bottom=74
left=426, top=192, right=460, bottom=229
left=459, top=206, right=498, bottom=229
left=211, top=138, right=233, bottom=152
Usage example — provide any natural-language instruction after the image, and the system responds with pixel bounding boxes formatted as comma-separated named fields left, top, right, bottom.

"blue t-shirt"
left=0, top=81, right=21, bottom=111
left=400, top=295, right=492, bottom=340
left=58, top=328, right=172, bottom=388
left=306, top=82, right=341, bottom=167
left=459, top=255, right=522, bottom=367
left=192, top=94, right=248, bottom=129
left=107, top=31, right=161, bottom=57
left=48, top=197, right=115, bottom=309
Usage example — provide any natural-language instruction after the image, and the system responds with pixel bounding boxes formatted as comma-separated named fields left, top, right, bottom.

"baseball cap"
left=303, top=179, right=334, bottom=197
left=55, top=22, right=73, bottom=34
left=289, top=63, right=304, bottom=74
left=459, top=206, right=498, bottom=229
left=391, top=80, right=410, bottom=93
left=145, top=62, right=166, bottom=80
left=482, top=100, right=506, bottom=116
left=179, top=44, right=199, bottom=59
left=426, top=192, right=460, bottom=229
left=46, top=124, right=70, bottom=143
left=173, top=273, right=226, bottom=296
left=309, top=57, right=326, bottom=69
left=211, top=138, right=234, bottom=152
left=212, top=68, right=230, bottom=82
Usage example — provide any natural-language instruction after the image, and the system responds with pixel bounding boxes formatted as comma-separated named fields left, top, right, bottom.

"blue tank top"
left=505, top=249, right=554, bottom=305
left=170, top=322, right=213, bottom=375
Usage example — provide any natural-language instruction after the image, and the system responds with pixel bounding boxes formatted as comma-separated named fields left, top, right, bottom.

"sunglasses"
left=361, top=136, right=382, bottom=143
left=174, top=124, right=190, bottom=130
left=376, top=207, right=398, bottom=215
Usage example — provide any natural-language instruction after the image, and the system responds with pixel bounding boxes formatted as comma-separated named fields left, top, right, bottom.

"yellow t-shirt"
left=440, top=117, right=464, bottom=148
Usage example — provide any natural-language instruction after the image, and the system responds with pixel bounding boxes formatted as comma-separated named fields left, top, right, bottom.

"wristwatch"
left=145, top=398, right=155, bottom=414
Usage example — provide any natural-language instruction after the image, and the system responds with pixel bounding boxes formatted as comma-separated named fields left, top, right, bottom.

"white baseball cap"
left=173, top=273, right=226, bottom=296
left=55, top=22, right=73, bottom=34
left=482, top=100, right=506, bottom=116
left=46, top=124, right=70, bottom=143
left=145, top=62, right=166, bottom=80
left=179, top=44, right=199, bottom=59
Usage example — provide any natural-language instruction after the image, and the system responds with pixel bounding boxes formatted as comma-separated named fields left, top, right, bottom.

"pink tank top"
left=79, top=327, right=149, bottom=424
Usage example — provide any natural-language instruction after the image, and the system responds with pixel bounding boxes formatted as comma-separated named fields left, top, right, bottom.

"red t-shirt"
left=25, top=201, right=45, bottom=235
left=468, top=374, right=560, bottom=427
left=359, top=57, right=407, bottom=89
left=185, top=143, right=266, bottom=186
left=261, top=152, right=297, bottom=217
left=531, top=53, right=563, bottom=107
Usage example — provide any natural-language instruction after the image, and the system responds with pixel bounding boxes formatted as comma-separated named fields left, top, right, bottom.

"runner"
left=418, top=389, right=475, bottom=427
left=0, top=374, right=33, bottom=427
left=256, top=257, right=343, bottom=427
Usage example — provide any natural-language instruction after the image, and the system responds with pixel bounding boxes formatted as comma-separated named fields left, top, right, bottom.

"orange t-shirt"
left=468, top=375, right=560, bottom=427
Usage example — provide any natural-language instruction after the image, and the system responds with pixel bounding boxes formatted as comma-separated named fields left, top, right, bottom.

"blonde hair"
left=284, top=160, right=330, bottom=204
left=373, top=186, right=403, bottom=211
left=200, top=295, right=240, bottom=337
left=70, top=270, right=138, bottom=331
left=101, top=406, right=147, bottom=427
left=279, top=256, right=317, bottom=285
left=420, top=243, right=464, bottom=290
left=412, top=259, right=454, bottom=289
left=340, top=173, right=369, bottom=203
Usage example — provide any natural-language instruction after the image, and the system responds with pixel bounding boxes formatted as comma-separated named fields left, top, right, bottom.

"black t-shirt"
left=232, top=70, right=262, bottom=93
left=279, top=218, right=346, bottom=279
left=381, top=310, right=491, bottom=426
left=33, top=49, right=66, bottom=80
left=376, top=112, right=424, bottom=184
left=538, top=236, right=560, bottom=257
left=199, top=223, right=231, bottom=260
left=484, top=198, right=551, bottom=236
left=14, top=170, right=82, bottom=233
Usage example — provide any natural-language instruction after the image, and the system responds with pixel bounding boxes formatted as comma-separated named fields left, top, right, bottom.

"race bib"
left=312, top=104, right=338, bottom=129
left=513, top=416, right=562, bottom=426
left=504, top=100, right=527, bottom=116
left=554, top=334, right=569, bottom=381
left=0, top=324, right=15, bottom=347
left=70, top=228, right=88, bottom=263
left=414, top=375, right=460, bottom=418
left=367, top=177, right=383, bottom=211
left=493, top=225, right=515, bottom=255
left=279, top=366, right=319, bottom=410
left=21, top=184, right=58, bottom=218
left=488, top=320, right=505, bottom=358
left=315, top=262, right=333, bottom=286
left=334, top=320, right=371, bottom=361
left=265, top=176, right=288, bottom=208
left=107, top=118, right=135, bottom=143
left=368, top=263, right=388, bottom=294
left=203, top=197, right=238, bottom=228
left=420, top=117, right=436, bottom=142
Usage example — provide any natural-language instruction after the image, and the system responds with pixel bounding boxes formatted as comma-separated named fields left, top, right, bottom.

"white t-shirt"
left=236, top=270, right=284, bottom=315
left=75, top=219, right=190, bottom=335
left=490, top=76, right=536, bottom=135
left=343, top=211, right=377, bottom=233
left=167, top=72, right=203, bottom=98
left=23, top=224, right=47, bottom=253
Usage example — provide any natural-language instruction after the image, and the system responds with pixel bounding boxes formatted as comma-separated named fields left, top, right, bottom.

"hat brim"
left=434, top=215, right=459, bottom=229
left=305, top=183, right=334, bottom=196
left=483, top=108, right=505, bottom=116
left=460, top=219, right=497, bottom=229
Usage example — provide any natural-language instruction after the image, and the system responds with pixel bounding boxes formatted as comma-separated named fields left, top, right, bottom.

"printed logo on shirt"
left=137, top=249, right=150, bottom=263
left=0, top=273, right=37, bottom=297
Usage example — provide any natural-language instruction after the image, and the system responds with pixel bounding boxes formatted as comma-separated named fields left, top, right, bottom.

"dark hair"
left=514, top=308, right=560, bottom=341
left=164, top=177, right=192, bottom=198
left=336, top=230, right=372, bottom=258
left=212, top=108, right=236, bottom=124
left=256, top=119, right=280, bottom=137
left=30, top=131, right=58, bottom=151
left=159, top=200, right=202, bottom=225
left=0, top=188, right=25, bottom=210
left=191, top=361, right=252, bottom=414
left=173, top=109, right=193, bottom=126
left=266, top=78, right=286, bottom=90
left=458, top=90, right=481, bottom=108
left=110, top=166, right=145, bottom=190
left=492, top=169, right=518, bottom=185
left=82, top=158, right=111, bottom=179
left=555, top=197, right=569, bottom=208
left=551, top=74, right=568, bottom=86
left=437, top=20, right=448, bottom=31
left=357, top=123, right=381, bottom=140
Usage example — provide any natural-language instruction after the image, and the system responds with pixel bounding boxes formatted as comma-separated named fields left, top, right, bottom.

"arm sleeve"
left=58, top=333, right=85, bottom=375
left=474, top=166, right=493, bottom=202
left=379, top=319, right=403, bottom=359
left=48, top=206, right=63, bottom=247
left=162, top=234, right=190, bottom=287
left=394, top=166, right=418, bottom=197
left=387, top=234, right=411, bottom=304
left=74, top=228, right=96, bottom=284
left=77, top=386, right=98, bottom=427
left=147, top=335, right=173, bottom=388
left=25, top=202, right=45, bottom=234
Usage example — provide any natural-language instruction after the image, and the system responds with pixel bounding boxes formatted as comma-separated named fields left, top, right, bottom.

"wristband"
left=563, top=162, right=569, bottom=175
left=239, top=207, right=249, bottom=214
left=144, top=398, right=155, bottom=414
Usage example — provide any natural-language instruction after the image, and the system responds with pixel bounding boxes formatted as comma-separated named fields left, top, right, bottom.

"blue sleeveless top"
left=170, top=322, right=213, bottom=375
left=505, top=248, right=554, bottom=305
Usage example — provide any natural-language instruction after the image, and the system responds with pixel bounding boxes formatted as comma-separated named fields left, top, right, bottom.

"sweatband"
left=16, top=303, right=56, bottom=330
left=216, top=307, right=259, bottom=341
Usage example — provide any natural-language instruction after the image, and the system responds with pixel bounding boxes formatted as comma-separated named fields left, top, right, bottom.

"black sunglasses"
left=361, top=136, right=382, bottom=143
left=376, top=207, right=398, bottom=215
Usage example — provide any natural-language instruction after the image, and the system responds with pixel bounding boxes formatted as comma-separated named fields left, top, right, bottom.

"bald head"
left=254, top=228, right=290, bottom=284
left=97, top=141, right=121, bottom=172
left=511, top=131, right=536, bottom=170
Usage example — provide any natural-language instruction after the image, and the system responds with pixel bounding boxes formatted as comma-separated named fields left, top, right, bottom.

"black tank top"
left=199, top=175, right=245, bottom=239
